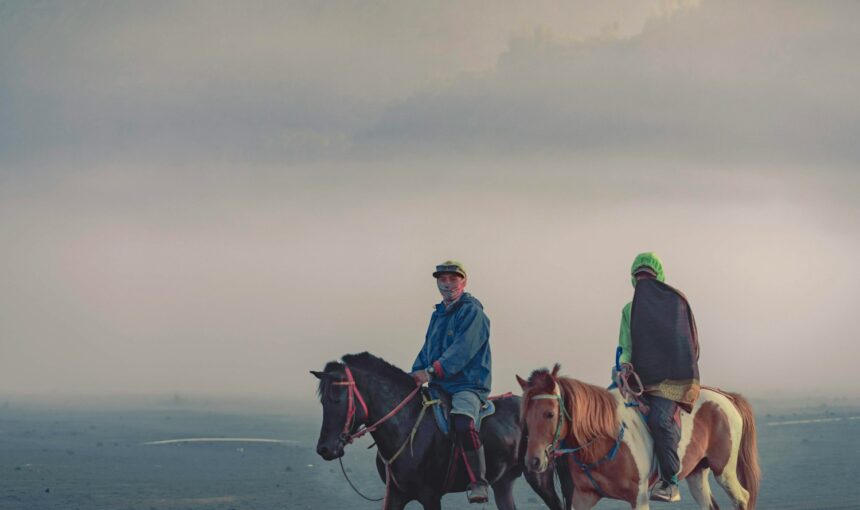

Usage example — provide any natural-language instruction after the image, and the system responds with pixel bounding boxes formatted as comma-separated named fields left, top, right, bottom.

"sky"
left=1, top=0, right=858, bottom=405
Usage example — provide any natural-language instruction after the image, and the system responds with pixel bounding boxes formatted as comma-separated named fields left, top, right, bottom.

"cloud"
left=3, top=1, right=856, bottom=171
left=363, top=1, right=860, bottom=167
left=0, top=0, right=670, bottom=166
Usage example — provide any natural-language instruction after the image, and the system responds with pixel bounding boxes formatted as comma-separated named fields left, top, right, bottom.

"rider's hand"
left=410, top=370, right=430, bottom=386
left=613, top=362, right=633, bottom=381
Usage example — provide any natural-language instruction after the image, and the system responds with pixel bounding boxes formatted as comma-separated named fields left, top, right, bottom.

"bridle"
left=327, top=365, right=435, bottom=508
left=527, top=377, right=627, bottom=500
left=330, top=366, right=370, bottom=443
left=330, top=365, right=424, bottom=446
left=529, top=382, right=574, bottom=459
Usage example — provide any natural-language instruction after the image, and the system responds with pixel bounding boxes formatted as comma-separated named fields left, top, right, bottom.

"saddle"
left=425, top=387, right=496, bottom=436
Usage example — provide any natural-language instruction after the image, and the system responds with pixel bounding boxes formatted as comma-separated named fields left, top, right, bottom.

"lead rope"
left=614, top=347, right=644, bottom=403
left=338, top=457, right=384, bottom=502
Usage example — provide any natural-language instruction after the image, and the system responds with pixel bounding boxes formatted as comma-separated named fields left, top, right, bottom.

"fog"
left=1, top=1, right=857, bottom=405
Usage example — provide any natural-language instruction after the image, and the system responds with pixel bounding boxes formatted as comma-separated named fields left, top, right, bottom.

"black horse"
left=311, top=352, right=564, bottom=509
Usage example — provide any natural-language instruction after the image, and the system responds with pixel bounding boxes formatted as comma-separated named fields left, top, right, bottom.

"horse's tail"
left=726, top=391, right=761, bottom=509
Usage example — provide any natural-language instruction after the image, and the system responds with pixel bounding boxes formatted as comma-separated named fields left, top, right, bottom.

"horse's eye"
left=544, top=411, right=554, bottom=419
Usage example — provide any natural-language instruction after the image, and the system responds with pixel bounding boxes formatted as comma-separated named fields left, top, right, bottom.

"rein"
left=331, top=366, right=439, bottom=509
left=613, top=346, right=645, bottom=403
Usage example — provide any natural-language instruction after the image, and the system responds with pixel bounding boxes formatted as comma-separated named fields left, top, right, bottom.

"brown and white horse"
left=517, top=365, right=760, bottom=510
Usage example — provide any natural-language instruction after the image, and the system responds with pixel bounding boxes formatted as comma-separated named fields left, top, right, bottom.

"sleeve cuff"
left=432, top=360, right=445, bottom=379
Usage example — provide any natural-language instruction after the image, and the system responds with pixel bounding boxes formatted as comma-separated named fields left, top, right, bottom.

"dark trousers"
left=452, top=414, right=482, bottom=451
left=643, top=395, right=680, bottom=484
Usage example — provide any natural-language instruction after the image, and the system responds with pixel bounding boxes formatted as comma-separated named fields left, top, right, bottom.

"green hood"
left=630, top=252, right=665, bottom=287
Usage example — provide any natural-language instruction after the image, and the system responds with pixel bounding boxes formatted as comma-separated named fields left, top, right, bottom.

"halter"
left=530, top=383, right=573, bottom=457
left=330, top=365, right=429, bottom=447
left=528, top=378, right=627, bottom=500
left=331, top=366, right=370, bottom=441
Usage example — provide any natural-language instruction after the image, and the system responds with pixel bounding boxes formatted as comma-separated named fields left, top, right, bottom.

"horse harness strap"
left=334, top=366, right=425, bottom=445
left=333, top=367, right=439, bottom=509
left=377, top=393, right=440, bottom=468
left=562, top=424, right=626, bottom=498
left=531, top=392, right=573, bottom=450
left=331, top=366, right=371, bottom=439
left=532, top=388, right=627, bottom=499
left=376, top=393, right=439, bottom=494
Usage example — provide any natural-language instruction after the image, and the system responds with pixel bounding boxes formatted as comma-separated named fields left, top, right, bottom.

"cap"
left=432, top=260, right=467, bottom=279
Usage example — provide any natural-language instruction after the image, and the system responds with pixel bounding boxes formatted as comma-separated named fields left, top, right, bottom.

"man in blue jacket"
left=410, top=260, right=492, bottom=504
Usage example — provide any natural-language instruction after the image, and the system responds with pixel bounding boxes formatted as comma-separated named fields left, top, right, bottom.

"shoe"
left=463, top=446, right=489, bottom=504
left=650, top=481, right=681, bottom=502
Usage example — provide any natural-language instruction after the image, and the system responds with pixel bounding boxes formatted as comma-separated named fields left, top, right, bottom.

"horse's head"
left=310, top=361, right=369, bottom=460
left=516, top=363, right=568, bottom=473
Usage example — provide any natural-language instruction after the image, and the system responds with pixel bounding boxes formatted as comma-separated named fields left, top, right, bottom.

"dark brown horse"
left=311, top=352, right=564, bottom=510
left=517, top=364, right=761, bottom=509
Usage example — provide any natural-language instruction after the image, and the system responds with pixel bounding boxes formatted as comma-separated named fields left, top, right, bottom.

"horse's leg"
left=632, top=482, right=650, bottom=510
left=416, top=492, right=442, bottom=510
left=687, top=467, right=718, bottom=510
left=523, top=468, right=565, bottom=510
left=714, top=469, right=750, bottom=510
left=554, top=457, right=575, bottom=510
left=491, top=474, right=517, bottom=510
left=570, top=489, right=600, bottom=510
left=383, top=487, right=412, bottom=510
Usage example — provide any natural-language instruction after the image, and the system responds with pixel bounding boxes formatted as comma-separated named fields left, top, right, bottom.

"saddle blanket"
left=427, top=387, right=496, bottom=435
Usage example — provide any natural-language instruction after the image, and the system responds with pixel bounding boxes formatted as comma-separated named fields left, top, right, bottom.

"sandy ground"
left=1, top=401, right=859, bottom=509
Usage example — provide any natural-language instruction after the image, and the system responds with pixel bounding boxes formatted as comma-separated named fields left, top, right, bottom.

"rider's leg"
left=645, top=395, right=681, bottom=502
left=453, top=414, right=489, bottom=503
left=451, top=391, right=489, bottom=504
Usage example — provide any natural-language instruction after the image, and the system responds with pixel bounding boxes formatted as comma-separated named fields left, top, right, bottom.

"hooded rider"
left=616, top=252, right=700, bottom=503
left=410, top=260, right=492, bottom=504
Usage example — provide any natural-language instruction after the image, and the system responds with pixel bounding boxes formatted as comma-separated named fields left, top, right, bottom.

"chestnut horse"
left=517, top=365, right=760, bottom=510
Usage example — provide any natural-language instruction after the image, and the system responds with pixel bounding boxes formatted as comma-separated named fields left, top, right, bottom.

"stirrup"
left=467, top=483, right=489, bottom=504
left=650, top=481, right=680, bottom=503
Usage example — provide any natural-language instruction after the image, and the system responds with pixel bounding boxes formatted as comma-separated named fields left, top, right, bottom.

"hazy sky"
left=1, top=1, right=858, bottom=404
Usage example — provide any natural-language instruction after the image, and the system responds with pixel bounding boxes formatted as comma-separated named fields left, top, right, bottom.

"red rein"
left=332, top=366, right=421, bottom=444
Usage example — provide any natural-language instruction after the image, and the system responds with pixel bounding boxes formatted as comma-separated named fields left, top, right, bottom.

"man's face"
left=436, top=273, right=466, bottom=302
left=634, top=269, right=656, bottom=281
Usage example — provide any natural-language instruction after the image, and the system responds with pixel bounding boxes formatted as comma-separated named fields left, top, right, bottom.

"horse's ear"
left=551, top=363, right=561, bottom=377
left=310, top=370, right=329, bottom=380
left=516, top=374, right=529, bottom=390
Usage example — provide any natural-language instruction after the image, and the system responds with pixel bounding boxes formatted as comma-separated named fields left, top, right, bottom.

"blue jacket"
left=412, top=293, right=492, bottom=399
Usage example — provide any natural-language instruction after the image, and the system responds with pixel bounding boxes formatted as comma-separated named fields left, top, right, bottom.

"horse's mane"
left=315, top=360, right=345, bottom=401
left=342, top=352, right=414, bottom=386
left=317, top=352, right=413, bottom=401
left=523, top=364, right=619, bottom=463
